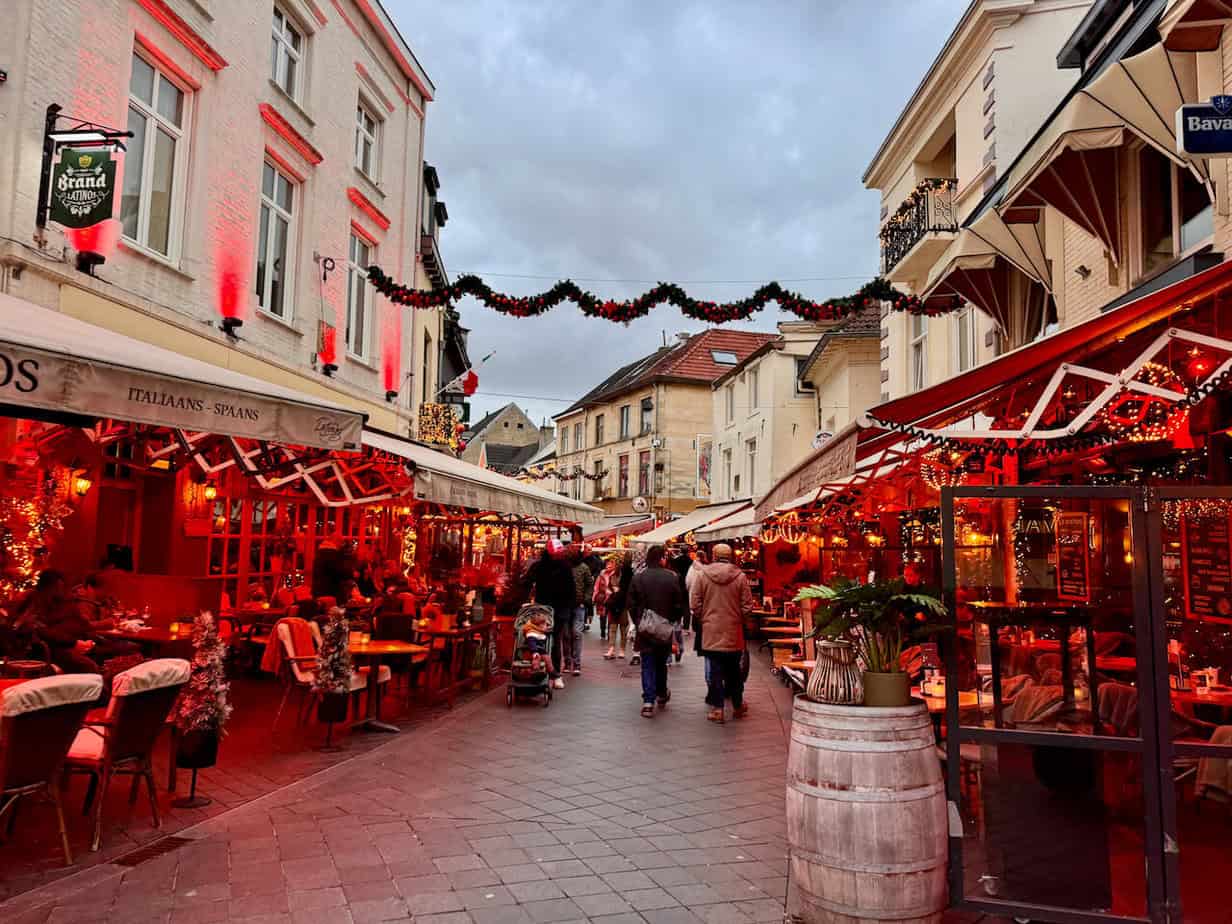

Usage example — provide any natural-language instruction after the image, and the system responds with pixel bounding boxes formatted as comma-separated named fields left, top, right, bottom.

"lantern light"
left=73, top=472, right=92, bottom=497
left=203, top=482, right=218, bottom=502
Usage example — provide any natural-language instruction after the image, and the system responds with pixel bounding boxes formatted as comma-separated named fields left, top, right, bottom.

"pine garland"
left=313, top=607, right=353, bottom=695
left=174, top=612, right=232, bottom=735
left=366, top=267, right=947, bottom=322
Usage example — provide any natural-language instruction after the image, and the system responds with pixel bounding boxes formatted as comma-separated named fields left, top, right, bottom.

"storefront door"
left=941, top=486, right=1166, bottom=923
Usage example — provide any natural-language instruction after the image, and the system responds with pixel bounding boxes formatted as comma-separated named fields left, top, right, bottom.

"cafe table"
left=417, top=622, right=498, bottom=707
left=347, top=638, right=428, bottom=733
left=1172, top=687, right=1232, bottom=720
left=100, top=625, right=195, bottom=657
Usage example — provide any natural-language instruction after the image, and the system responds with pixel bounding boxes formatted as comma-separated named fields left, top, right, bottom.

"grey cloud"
left=387, top=0, right=968, bottom=427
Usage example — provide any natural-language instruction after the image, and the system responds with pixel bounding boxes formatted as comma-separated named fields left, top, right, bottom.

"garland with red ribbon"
left=366, top=267, right=950, bottom=323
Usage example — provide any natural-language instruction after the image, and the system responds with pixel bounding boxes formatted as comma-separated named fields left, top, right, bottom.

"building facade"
left=554, top=330, right=776, bottom=517
left=0, top=0, right=444, bottom=436
left=461, top=402, right=543, bottom=472
left=866, top=0, right=1094, bottom=401
left=799, top=307, right=882, bottom=440
left=710, top=322, right=833, bottom=504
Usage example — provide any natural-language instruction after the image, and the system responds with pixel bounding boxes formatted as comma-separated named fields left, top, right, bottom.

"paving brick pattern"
left=0, top=634, right=1004, bottom=923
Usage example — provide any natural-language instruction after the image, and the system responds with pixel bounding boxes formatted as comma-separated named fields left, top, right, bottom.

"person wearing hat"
left=689, top=542, right=754, bottom=723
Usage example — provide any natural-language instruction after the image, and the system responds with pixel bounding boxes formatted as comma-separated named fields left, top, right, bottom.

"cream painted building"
left=799, top=308, right=882, bottom=440
left=0, top=0, right=444, bottom=436
left=865, top=0, right=1093, bottom=401
left=710, top=322, right=835, bottom=504
left=554, top=330, right=776, bottom=517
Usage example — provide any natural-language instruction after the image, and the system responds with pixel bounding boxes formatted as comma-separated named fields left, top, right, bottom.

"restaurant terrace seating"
left=63, top=658, right=189, bottom=851
left=0, top=674, right=103, bottom=865
left=269, top=618, right=390, bottom=729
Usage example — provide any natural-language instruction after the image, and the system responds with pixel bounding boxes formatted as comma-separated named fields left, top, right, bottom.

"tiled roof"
left=464, top=403, right=515, bottom=439
left=801, top=306, right=882, bottom=378
left=556, top=329, right=777, bottom=418
left=482, top=442, right=540, bottom=474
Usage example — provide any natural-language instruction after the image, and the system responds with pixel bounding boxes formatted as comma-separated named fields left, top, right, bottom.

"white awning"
left=694, top=505, right=760, bottom=542
left=0, top=293, right=364, bottom=451
left=582, top=515, right=654, bottom=539
left=629, top=500, right=751, bottom=546
left=363, top=430, right=601, bottom=523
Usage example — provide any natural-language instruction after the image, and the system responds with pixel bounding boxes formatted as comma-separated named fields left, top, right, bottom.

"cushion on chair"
left=112, top=659, right=190, bottom=697
left=1, top=674, right=103, bottom=717
left=65, top=725, right=106, bottom=762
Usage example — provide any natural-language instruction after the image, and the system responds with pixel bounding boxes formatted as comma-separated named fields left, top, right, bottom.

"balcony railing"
left=879, top=178, right=957, bottom=274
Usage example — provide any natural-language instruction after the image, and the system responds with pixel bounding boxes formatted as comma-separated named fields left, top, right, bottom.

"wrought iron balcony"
left=879, top=179, right=958, bottom=275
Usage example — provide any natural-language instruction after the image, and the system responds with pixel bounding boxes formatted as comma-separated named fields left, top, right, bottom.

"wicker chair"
left=0, top=674, right=102, bottom=865
left=271, top=620, right=390, bottom=729
left=63, top=659, right=189, bottom=851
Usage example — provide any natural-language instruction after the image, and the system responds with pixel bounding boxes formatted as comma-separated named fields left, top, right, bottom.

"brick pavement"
left=1, top=632, right=1005, bottom=923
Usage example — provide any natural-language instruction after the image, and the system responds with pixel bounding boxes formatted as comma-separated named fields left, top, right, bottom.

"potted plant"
left=313, top=607, right=353, bottom=729
left=795, top=577, right=946, bottom=707
left=172, top=612, right=232, bottom=807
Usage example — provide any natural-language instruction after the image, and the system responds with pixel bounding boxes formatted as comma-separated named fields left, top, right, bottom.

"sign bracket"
left=35, top=103, right=133, bottom=232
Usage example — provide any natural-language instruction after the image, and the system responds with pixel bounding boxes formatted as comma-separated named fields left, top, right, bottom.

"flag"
left=439, top=351, right=492, bottom=397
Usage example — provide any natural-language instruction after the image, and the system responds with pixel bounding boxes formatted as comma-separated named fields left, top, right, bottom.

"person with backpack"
left=628, top=545, right=686, bottom=718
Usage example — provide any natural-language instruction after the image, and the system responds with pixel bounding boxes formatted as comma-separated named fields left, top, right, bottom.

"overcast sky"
left=388, top=0, right=969, bottom=430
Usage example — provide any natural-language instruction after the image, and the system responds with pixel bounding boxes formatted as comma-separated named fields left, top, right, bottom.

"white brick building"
left=0, top=0, right=445, bottom=434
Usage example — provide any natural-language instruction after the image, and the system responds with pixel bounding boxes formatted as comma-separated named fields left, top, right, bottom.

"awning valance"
left=1160, top=0, right=1231, bottom=51
left=0, top=293, right=364, bottom=451
left=1002, top=43, right=1212, bottom=261
left=629, top=500, right=751, bottom=546
left=362, top=431, right=602, bottom=523
left=582, top=515, right=655, bottom=542
left=694, top=505, right=760, bottom=542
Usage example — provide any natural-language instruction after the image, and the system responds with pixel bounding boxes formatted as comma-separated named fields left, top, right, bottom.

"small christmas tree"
left=174, top=611, right=232, bottom=735
left=313, top=607, right=353, bottom=696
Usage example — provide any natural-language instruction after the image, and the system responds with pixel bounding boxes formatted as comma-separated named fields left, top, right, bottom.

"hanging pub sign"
left=1180, top=511, right=1232, bottom=623
left=1055, top=511, right=1091, bottom=603
left=1177, top=95, right=1232, bottom=156
left=49, top=147, right=116, bottom=228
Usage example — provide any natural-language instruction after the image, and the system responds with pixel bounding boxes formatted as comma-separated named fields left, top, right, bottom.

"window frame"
left=725, top=383, right=736, bottom=424
left=255, top=160, right=298, bottom=322
left=746, top=438, right=757, bottom=497
left=640, top=397, right=654, bottom=435
left=1131, top=141, right=1215, bottom=285
left=637, top=450, right=651, bottom=497
left=354, top=96, right=381, bottom=183
left=345, top=231, right=374, bottom=361
left=560, top=426, right=569, bottom=454
left=594, top=414, right=604, bottom=447
left=421, top=330, right=432, bottom=404
left=722, top=448, right=733, bottom=500
left=271, top=5, right=305, bottom=102
left=748, top=366, right=760, bottom=411
left=955, top=305, right=978, bottom=373
left=618, top=454, right=630, bottom=497
left=619, top=404, right=631, bottom=440
left=573, top=423, right=582, bottom=452
left=592, top=460, right=605, bottom=500
left=910, top=314, right=928, bottom=391
left=123, top=49, right=191, bottom=261
left=795, top=356, right=816, bottom=395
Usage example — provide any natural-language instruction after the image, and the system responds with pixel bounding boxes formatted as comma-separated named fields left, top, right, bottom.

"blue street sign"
left=1177, top=95, right=1232, bottom=156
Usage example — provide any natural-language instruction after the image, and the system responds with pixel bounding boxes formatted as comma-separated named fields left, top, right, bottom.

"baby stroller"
left=508, top=604, right=554, bottom=707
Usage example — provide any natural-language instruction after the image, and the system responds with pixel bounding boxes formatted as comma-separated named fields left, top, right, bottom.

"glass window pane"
left=270, top=215, right=289, bottom=316
left=121, top=107, right=147, bottom=240
left=287, top=21, right=301, bottom=52
left=352, top=280, right=366, bottom=354
left=147, top=127, right=176, bottom=254
left=256, top=204, right=270, bottom=304
left=276, top=174, right=292, bottom=211
left=156, top=77, right=183, bottom=125
left=262, top=163, right=275, bottom=198
left=270, top=37, right=280, bottom=82
left=284, top=54, right=297, bottom=98
left=130, top=54, right=154, bottom=104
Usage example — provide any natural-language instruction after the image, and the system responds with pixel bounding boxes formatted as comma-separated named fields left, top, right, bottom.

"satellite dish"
left=811, top=430, right=833, bottom=450
left=632, top=496, right=649, bottom=513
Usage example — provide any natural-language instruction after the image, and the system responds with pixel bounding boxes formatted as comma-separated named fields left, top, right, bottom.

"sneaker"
left=630, top=655, right=641, bottom=666
left=732, top=703, right=749, bottom=719
left=707, top=708, right=725, bottom=724
left=656, top=690, right=671, bottom=708
left=552, top=678, right=566, bottom=690
left=641, top=704, right=655, bottom=718
left=572, top=667, right=581, bottom=677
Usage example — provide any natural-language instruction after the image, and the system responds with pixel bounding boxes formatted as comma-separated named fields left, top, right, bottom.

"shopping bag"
left=638, top=608, right=675, bottom=645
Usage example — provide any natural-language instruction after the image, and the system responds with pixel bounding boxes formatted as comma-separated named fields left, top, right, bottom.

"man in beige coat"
left=689, top=543, right=754, bottom=723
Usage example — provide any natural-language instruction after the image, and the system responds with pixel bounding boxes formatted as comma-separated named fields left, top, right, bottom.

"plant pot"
left=175, top=729, right=219, bottom=769
left=317, top=691, right=349, bottom=724
left=806, top=640, right=862, bottom=705
left=862, top=670, right=911, bottom=707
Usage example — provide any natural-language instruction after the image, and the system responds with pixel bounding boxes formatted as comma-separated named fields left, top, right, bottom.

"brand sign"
left=1177, top=96, right=1232, bottom=156
left=49, top=147, right=116, bottom=228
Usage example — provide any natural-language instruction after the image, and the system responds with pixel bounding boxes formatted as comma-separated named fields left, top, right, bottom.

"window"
left=746, top=439, right=758, bottom=497
left=573, top=423, right=582, bottom=451
left=748, top=367, right=760, bottom=411
left=571, top=474, right=581, bottom=501
left=1138, top=146, right=1213, bottom=279
left=619, top=405, right=631, bottom=439
left=346, top=233, right=372, bottom=359
left=355, top=100, right=380, bottom=181
left=725, top=384, right=735, bottom=424
left=618, top=455, right=629, bottom=496
left=956, top=306, right=977, bottom=372
left=593, top=461, right=605, bottom=500
left=722, top=448, right=733, bottom=499
left=712, top=350, right=738, bottom=365
left=255, top=161, right=296, bottom=320
left=421, top=331, right=432, bottom=403
left=640, top=398, right=653, bottom=435
left=594, top=414, right=605, bottom=446
left=560, top=427, right=569, bottom=454
left=795, top=356, right=815, bottom=394
left=638, top=450, right=651, bottom=496
left=910, top=314, right=928, bottom=390
left=270, top=7, right=304, bottom=100
left=122, top=52, right=187, bottom=257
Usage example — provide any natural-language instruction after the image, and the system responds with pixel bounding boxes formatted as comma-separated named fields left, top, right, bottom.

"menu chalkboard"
left=1181, top=513, right=1232, bottom=623
left=1055, top=512, right=1091, bottom=603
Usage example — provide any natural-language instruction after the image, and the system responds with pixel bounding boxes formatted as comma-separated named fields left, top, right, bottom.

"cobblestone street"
left=3, top=634, right=797, bottom=924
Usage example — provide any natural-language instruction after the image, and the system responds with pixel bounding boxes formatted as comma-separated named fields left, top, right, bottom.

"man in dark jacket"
left=524, top=540, right=577, bottom=688
left=629, top=545, right=686, bottom=718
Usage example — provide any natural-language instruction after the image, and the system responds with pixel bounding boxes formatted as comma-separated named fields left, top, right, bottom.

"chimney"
left=676, top=332, right=691, bottom=343
left=539, top=423, right=555, bottom=449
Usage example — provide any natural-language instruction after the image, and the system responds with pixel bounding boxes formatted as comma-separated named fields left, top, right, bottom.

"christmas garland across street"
left=366, top=268, right=951, bottom=322
left=522, top=466, right=608, bottom=482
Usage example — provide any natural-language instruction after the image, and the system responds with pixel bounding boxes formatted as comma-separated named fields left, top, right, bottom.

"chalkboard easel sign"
left=1180, top=511, right=1232, bottom=624
left=1055, top=512, right=1091, bottom=603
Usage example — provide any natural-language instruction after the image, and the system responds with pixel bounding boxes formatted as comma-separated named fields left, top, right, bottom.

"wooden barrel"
left=786, top=697, right=947, bottom=923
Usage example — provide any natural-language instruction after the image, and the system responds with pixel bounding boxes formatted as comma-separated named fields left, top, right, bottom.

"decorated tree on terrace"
left=174, top=612, right=233, bottom=735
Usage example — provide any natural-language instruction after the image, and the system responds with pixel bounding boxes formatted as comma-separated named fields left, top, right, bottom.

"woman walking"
left=628, top=545, right=686, bottom=718
left=602, top=552, right=634, bottom=660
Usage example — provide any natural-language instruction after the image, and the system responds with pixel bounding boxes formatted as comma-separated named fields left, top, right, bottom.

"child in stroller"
left=508, top=604, right=555, bottom=706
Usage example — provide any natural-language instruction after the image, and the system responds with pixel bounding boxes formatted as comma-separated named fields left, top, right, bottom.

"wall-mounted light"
left=386, top=390, right=398, bottom=402
left=219, top=317, right=243, bottom=339
left=1074, top=264, right=1092, bottom=280
left=203, top=482, right=218, bottom=502
left=322, top=362, right=338, bottom=377
left=73, top=471, right=93, bottom=497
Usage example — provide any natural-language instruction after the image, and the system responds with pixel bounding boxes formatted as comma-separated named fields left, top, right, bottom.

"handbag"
left=638, top=608, right=676, bottom=645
